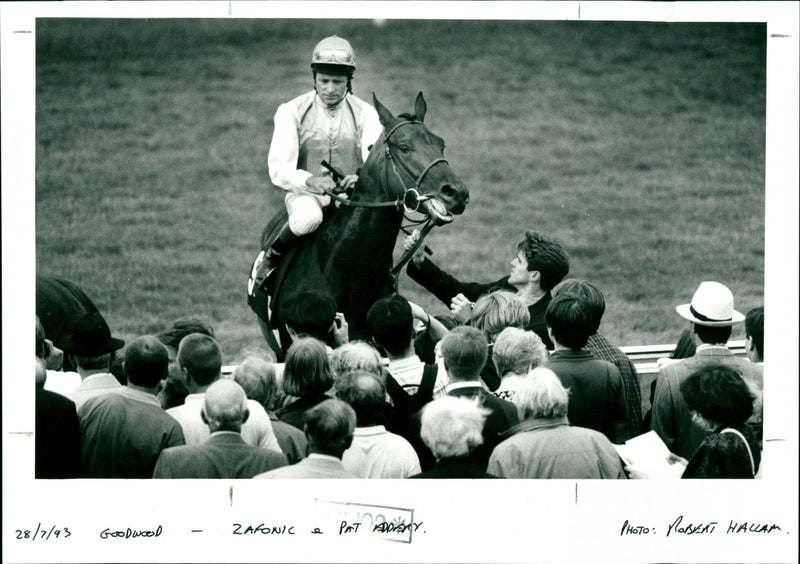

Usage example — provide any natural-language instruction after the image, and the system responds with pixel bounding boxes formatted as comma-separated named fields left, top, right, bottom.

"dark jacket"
left=408, top=383, right=519, bottom=471
left=152, top=432, right=289, bottom=479
left=36, top=387, right=81, bottom=479
left=407, top=257, right=555, bottom=376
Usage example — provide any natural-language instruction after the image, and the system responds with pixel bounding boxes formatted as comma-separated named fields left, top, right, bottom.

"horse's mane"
left=397, top=112, right=417, bottom=121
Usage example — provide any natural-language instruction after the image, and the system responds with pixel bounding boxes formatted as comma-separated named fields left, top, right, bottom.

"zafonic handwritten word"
left=620, top=520, right=655, bottom=535
left=726, top=521, right=782, bottom=534
left=666, top=516, right=717, bottom=537
left=232, top=524, right=295, bottom=535
left=99, top=526, right=163, bottom=539
left=373, top=522, right=423, bottom=534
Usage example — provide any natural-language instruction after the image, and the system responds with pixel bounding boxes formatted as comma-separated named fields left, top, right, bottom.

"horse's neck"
left=324, top=167, right=403, bottom=256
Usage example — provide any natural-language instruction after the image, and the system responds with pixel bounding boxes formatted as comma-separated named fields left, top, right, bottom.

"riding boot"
left=262, top=224, right=301, bottom=279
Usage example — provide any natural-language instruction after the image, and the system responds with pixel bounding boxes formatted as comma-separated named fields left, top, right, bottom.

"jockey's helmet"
left=310, top=35, right=356, bottom=75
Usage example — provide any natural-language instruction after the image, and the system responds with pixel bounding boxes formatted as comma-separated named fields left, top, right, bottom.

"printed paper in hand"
left=615, top=431, right=687, bottom=479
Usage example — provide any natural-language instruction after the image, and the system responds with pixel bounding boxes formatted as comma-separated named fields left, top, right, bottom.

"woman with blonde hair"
left=491, top=327, right=548, bottom=401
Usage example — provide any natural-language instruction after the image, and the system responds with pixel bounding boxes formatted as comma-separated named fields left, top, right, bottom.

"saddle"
left=246, top=203, right=341, bottom=326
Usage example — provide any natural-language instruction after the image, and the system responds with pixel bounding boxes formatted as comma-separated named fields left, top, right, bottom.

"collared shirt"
left=79, top=386, right=185, bottom=478
left=254, top=452, right=356, bottom=479
left=445, top=380, right=488, bottom=394
left=585, top=333, right=643, bottom=441
left=67, top=372, right=122, bottom=412
left=268, top=91, right=382, bottom=193
left=167, top=393, right=281, bottom=453
left=342, top=425, right=421, bottom=478
left=387, top=355, right=449, bottom=398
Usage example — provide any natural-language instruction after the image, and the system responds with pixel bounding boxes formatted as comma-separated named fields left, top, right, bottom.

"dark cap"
left=55, top=311, right=125, bottom=357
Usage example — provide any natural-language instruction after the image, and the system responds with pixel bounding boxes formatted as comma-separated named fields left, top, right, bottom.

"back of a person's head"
left=203, top=379, right=249, bottom=431
left=680, top=365, right=753, bottom=426
left=440, top=326, right=488, bottom=381
left=124, top=336, right=169, bottom=388
left=334, top=370, right=386, bottom=427
left=671, top=329, right=697, bottom=360
left=177, top=333, right=222, bottom=387
left=514, top=367, right=569, bottom=421
left=518, top=232, right=570, bottom=291
left=469, top=291, right=530, bottom=343
left=283, top=337, right=333, bottom=397
left=492, top=327, right=548, bottom=377
left=304, top=398, right=356, bottom=455
left=693, top=323, right=733, bottom=346
left=280, top=291, right=337, bottom=342
left=232, top=355, right=276, bottom=408
left=420, top=396, right=490, bottom=459
left=156, top=317, right=215, bottom=349
left=545, top=293, right=593, bottom=351
left=329, top=341, right=383, bottom=378
left=551, top=278, right=605, bottom=334
left=745, top=306, right=764, bottom=359
left=366, top=295, right=413, bottom=356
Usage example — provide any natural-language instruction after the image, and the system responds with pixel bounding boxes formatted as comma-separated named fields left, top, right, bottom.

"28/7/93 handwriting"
left=621, top=516, right=784, bottom=537
left=14, top=524, right=71, bottom=541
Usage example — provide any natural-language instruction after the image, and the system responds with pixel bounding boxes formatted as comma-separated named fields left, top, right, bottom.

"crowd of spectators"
left=35, top=234, right=764, bottom=480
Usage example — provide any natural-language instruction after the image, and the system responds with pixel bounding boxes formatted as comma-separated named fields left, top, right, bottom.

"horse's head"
left=369, top=92, right=469, bottom=226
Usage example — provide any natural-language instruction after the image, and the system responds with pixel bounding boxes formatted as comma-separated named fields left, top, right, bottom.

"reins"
left=320, top=119, right=448, bottom=215
left=319, top=119, right=447, bottom=286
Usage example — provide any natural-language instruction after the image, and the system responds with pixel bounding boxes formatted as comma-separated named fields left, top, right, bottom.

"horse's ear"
left=414, top=92, right=427, bottom=123
left=373, top=93, right=397, bottom=130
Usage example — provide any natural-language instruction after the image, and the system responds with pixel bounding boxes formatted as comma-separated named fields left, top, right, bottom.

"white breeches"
left=285, top=192, right=329, bottom=235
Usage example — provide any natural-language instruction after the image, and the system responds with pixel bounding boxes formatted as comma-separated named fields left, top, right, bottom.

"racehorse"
left=248, top=92, right=469, bottom=359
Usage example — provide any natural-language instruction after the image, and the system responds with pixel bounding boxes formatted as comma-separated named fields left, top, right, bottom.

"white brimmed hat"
left=676, top=281, right=745, bottom=326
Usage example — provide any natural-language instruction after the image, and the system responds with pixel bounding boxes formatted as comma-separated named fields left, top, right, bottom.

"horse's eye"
left=399, top=144, right=410, bottom=153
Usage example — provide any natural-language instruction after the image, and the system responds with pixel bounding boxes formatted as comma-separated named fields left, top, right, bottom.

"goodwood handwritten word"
left=99, top=525, right=162, bottom=539
left=620, top=516, right=783, bottom=538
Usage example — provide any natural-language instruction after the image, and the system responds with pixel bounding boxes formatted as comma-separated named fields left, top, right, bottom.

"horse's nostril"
left=441, top=184, right=456, bottom=199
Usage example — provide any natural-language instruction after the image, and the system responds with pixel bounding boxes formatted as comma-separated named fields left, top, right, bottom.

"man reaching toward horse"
left=257, top=35, right=383, bottom=280
left=405, top=230, right=570, bottom=352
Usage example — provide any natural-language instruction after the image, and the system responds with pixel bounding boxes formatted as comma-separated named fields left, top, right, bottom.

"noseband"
left=382, top=120, right=449, bottom=213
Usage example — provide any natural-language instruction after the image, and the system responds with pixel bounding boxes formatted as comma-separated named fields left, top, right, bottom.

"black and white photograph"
left=2, top=1, right=798, bottom=562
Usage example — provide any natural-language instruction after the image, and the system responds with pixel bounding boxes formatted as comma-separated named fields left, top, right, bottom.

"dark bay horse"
left=248, top=92, right=469, bottom=358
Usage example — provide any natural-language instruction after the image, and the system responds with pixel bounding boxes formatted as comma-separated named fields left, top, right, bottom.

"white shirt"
left=386, top=355, right=449, bottom=399
left=342, top=425, right=421, bottom=478
left=268, top=91, right=382, bottom=193
left=167, top=393, right=281, bottom=453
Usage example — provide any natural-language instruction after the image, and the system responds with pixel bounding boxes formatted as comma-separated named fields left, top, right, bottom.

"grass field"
left=34, top=18, right=766, bottom=363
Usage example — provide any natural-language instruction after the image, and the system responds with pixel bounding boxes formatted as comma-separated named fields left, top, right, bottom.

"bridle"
left=322, top=119, right=449, bottom=215
left=319, top=119, right=450, bottom=280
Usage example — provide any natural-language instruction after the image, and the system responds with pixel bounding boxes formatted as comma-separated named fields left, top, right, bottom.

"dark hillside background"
left=36, top=19, right=766, bottom=362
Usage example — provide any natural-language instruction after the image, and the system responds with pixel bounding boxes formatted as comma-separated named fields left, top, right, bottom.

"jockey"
left=261, top=35, right=383, bottom=277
